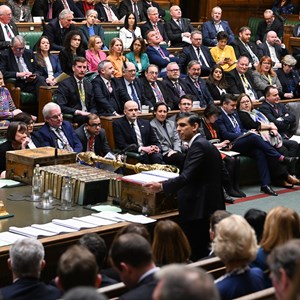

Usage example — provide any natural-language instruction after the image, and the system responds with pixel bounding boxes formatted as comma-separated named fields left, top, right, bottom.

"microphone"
left=115, top=144, right=137, bottom=156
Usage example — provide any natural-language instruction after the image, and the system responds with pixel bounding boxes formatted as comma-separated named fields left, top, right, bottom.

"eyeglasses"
left=88, top=123, right=101, bottom=127
left=148, top=71, right=158, bottom=75
left=15, top=47, right=25, bottom=51
left=49, top=113, right=62, bottom=120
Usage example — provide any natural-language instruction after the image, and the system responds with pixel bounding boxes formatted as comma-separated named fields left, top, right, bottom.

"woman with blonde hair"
left=86, top=35, right=107, bottom=72
left=152, top=220, right=191, bottom=266
left=213, top=214, right=265, bottom=299
left=106, top=38, right=128, bottom=78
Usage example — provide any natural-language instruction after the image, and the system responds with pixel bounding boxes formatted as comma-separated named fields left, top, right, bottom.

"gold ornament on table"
left=0, top=200, right=10, bottom=216
left=76, top=152, right=179, bottom=174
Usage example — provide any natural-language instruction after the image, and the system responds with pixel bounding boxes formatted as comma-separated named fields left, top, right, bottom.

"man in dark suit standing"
left=94, top=0, right=120, bottom=22
left=55, top=57, right=97, bottom=126
left=141, top=7, right=168, bottom=45
left=113, top=100, right=163, bottom=164
left=91, top=60, right=131, bottom=116
left=110, top=233, right=159, bottom=300
left=75, top=113, right=111, bottom=156
left=0, top=5, right=18, bottom=50
left=0, top=238, right=61, bottom=300
left=42, top=9, right=76, bottom=51
left=118, top=0, right=146, bottom=21
left=145, top=112, right=225, bottom=260
left=164, top=5, right=194, bottom=47
left=179, top=30, right=215, bottom=76
left=233, top=26, right=260, bottom=69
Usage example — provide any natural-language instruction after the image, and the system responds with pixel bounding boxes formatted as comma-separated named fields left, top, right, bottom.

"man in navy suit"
left=118, top=0, right=146, bottom=21
left=164, top=5, right=194, bottom=47
left=145, top=112, right=225, bottom=260
left=55, top=57, right=97, bottom=125
left=94, top=0, right=120, bottom=22
left=183, top=60, right=213, bottom=107
left=146, top=30, right=179, bottom=76
left=38, top=102, right=83, bottom=153
left=202, top=6, right=235, bottom=46
left=91, top=60, right=131, bottom=116
left=110, top=233, right=159, bottom=300
left=179, top=30, right=215, bottom=76
left=0, top=238, right=61, bottom=300
left=113, top=100, right=163, bottom=164
left=0, top=5, right=19, bottom=50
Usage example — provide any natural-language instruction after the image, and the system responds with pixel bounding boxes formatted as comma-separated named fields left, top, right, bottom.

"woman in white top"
left=35, top=36, right=62, bottom=86
left=119, top=12, right=142, bottom=50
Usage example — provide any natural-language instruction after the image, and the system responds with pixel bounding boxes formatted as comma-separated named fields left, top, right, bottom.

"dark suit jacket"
left=179, top=44, right=215, bottom=76
left=118, top=0, right=146, bottom=21
left=0, top=277, right=61, bottom=300
left=233, top=37, right=261, bottom=66
left=58, top=48, right=86, bottom=76
left=0, top=21, right=19, bottom=50
left=94, top=3, right=120, bottom=22
left=141, top=0, right=165, bottom=19
left=35, top=53, right=62, bottom=79
left=75, top=125, right=111, bottom=156
left=202, top=20, right=235, bottom=46
left=91, top=75, right=130, bottom=115
left=276, top=68, right=300, bottom=98
left=163, top=134, right=224, bottom=221
left=55, top=76, right=97, bottom=116
left=146, top=46, right=179, bottom=71
left=257, top=42, right=288, bottom=63
left=140, top=77, right=174, bottom=109
left=141, top=21, right=168, bottom=42
left=113, top=116, right=160, bottom=151
left=42, top=18, right=76, bottom=51
left=31, top=0, right=51, bottom=21
left=206, top=81, right=227, bottom=100
left=78, top=24, right=105, bottom=49
left=164, top=18, right=194, bottom=47
left=255, top=18, right=284, bottom=42
left=38, top=120, right=83, bottom=153
left=183, top=76, right=213, bottom=107
left=292, top=24, right=300, bottom=55
left=52, top=0, right=84, bottom=18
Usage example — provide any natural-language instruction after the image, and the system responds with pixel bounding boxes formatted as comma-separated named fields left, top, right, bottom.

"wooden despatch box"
left=121, top=180, right=177, bottom=216
left=6, top=147, right=76, bottom=184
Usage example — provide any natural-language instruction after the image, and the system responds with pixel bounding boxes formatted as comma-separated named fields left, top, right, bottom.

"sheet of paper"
left=116, top=213, right=157, bottom=224
left=90, top=205, right=122, bottom=213
left=73, top=216, right=117, bottom=226
left=92, top=211, right=124, bottom=222
left=52, top=218, right=98, bottom=230
left=9, top=226, right=57, bottom=239
left=142, top=170, right=179, bottom=179
left=219, top=150, right=240, bottom=157
left=290, top=135, right=300, bottom=143
left=0, top=179, right=22, bottom=188
left=122, top=173, right=168, bottom=184
left=0, top=231, right=25, bottom=244
left=31, top=223, right=77, bottom=234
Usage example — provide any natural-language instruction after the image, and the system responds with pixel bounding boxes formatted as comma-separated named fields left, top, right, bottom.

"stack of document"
left=122, top=170, right=179, bottom=184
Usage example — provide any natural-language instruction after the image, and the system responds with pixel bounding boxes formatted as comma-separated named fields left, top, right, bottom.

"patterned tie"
left=17, top=57, right=23, bottom=72
left=174, top=81, right=185, bottom=97
left=61, top=0, right=70, bottom=10
left=56, top=128, right=74, bottom=152
left=129, top=83, right=141, bottom=110
left=107, top=81, right=113, bottom=93
left=48, top=1, right=53, bottom=20
left=151, top=82, right=164, bottom=102
left=228, top=114, right=241, bottom=134
left=104, top=4, right=113, bottom=21
left=4, top=25, right=11, bottom=39
left=153, top=24, right=162, bottom=40
left=88, top=135, right=95, bottom=151
left=133, top=3, right=140, bottom=22
left=157, top=47, right=166, bottom=58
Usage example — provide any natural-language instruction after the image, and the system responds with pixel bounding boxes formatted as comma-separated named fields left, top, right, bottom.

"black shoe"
left=224, top=190, right=235, bottom=204
left=284, top=157, right=299, bottom=164
left=227, top=189, right=245, bottom=198
left=261, top=185, right=278, bottom=196
left=233, top=187, right=246, bottom=198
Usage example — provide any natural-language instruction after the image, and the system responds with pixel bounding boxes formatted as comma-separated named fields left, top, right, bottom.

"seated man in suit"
left=141, top=0, right=165, bottom=21
left=258, top=30, right=288, bottom=69
left=52, top=0, right=84, bottom=18
left=118, top=62, right=153, bottom=111
left=31, top=0, right=54, bottom=22
left=94, top=0, right=120, bottom=22
left=179, top=30, right=215, bottom=76
left=0, top=35, right=47, bottom=99
left=55, top=57, right=96, bottom=126
left=164, top=5, right=194, bottom=47
left=145, top=30, right=179, bottom=76
left=42, top=9, right=76, bottom=51
left=91, top=60, right=131, bottom=116
left=38, top=102, right=83, bottom=153
left=183, top=60, right=213, bottom=107
left=0, top=238, right=61, bottom=300
left=140, top=64, right=175, bottom=110
left=118, top=0, right=146, bottom=21
left=233, top=26, right=261, bottom=69
left=255, top=9, right=284, bottom=45
left=162, top=62, right=190, bottom=108
left=110, top=233, right=159, bottom=300
left=0, top=5, right=19, bottom=50
left=202, top=6, right=235, bottom=46
left=113, top=100, right=163, bottom=164
left=225, top=56, right=261, bottom=100
left=141, top=7, right=168, bottom=46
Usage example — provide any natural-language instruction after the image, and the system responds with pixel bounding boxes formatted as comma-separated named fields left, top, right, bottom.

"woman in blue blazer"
left=125, top=37, right=149, bottom=77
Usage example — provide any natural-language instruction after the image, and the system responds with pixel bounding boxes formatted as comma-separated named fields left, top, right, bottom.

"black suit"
left=255, top=18, right=284, bottom=42
left=0, top=21, right=19, bottom=50
left=52, top=0, right=84, bottom=18
left=94, top=2, right=120, bottom=22
left=91, top=76, right=130, bottom=115
left=233, top=37, right=261, bottom=66
left=113, top=116, right=163, bottom=164
left=165, top=18, right=194, bottom=47
left=42, top=18, right=76, bottom=51
left=140, top=77, right=174, bottom=109
left=141, top=0, right=165, bottom=19
left=163, top=134, right=225, bottom=259
left=75, top=125, right=111, bottom=156
left=78, top=24, right=105, bottom=49
left=276, top=68, right=300, bottom=98
left=257, top=42, right=288, bottom=64
left=140, top=21, right=168, bottom=42
left=206, top=81, right=227, bottom=100
left=118, top=0, right=146, bottom=21
left=55, top=76, right=97, bottom=125
left=31, top=0, right=52, bottom=21
left=292, top=24, right=300, bottom=55
left=179, top=44, right=215, bottom=76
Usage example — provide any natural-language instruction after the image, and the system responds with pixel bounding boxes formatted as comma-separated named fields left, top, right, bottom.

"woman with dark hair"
left=150, top=102, right=185, bottom=168
left=86, top=35, right=107, bottom=72
left=106, top=37, right=128, bottom=78
left=210, top=31, right=237, bottom=72
left=7, top=0, right=32, bottom=22
left=0, top=121, right=28, bottom=177
left=125, top=37, right=149, bottom=77
left=272, top=0, right=294, bottom=15
left=59, top=30, right=86, bottom=76
left=119, top=13, right=142, bottom=50
left=35, top=36, right=62, bottom=86
left=206, top=65, right=231, bottom=100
